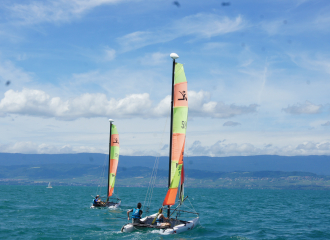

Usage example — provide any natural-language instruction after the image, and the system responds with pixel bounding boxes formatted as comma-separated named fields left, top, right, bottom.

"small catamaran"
left=91, top=119, right=121, bottom=208
left=121, top=53, right=199, bottom=234
left=46, top=182, right=52, bottom=188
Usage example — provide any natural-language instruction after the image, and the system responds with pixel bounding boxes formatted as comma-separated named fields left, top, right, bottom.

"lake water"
left=1, top=185, right=330, bottom=239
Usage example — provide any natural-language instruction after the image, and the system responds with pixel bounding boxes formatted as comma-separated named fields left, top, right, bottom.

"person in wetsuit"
left=127, top=202, right=143, bottom=223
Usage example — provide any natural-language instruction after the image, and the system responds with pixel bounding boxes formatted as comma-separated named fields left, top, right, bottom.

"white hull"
left=121, top=214, right=199, bottom=235
left=121, top=213, right=157, bottom=233
left=160, top=217, right=199, bottom=235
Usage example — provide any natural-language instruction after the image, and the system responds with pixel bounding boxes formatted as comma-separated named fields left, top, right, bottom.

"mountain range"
left=1, top=153, right=330, bottom=175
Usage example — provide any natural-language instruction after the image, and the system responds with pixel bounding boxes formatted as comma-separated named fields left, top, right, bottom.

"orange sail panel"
left=163, top=63, right=188, bottom=206
left=108, top=125, right=119, bottom=198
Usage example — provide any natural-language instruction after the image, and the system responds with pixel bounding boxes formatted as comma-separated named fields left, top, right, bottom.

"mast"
left=107, top=119, right=114, bottom=202
left=167, top=53, right=179, bottom=218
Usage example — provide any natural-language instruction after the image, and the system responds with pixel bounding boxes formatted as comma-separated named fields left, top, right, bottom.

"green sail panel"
left=172, top=107, right=188, bottom=134
left=174, top=63, right=187, bottom=84
left=109, top=173, right=116, bottom=188
left=110, top=146, right=119, bottom=160
left=169, top=163, right=182, bottom=188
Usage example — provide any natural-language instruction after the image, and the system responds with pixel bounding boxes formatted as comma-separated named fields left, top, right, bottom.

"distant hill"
left=1, top=153, right=330, bottom=175
left=1, top=164, right=330, bottom=190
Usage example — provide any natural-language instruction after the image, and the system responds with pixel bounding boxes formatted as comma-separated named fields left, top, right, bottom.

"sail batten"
left=108, top=124, right=119, bottom=198
left=163, top=63, right=188, bottom=206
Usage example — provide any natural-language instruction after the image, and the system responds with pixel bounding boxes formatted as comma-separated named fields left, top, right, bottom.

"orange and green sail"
left=163, top=63, right=188, bottom=206
left=108, top=124, right=119, bottom=198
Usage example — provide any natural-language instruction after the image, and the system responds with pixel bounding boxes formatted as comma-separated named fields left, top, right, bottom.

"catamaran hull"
left=121, top=224, right=134, bottom=233
left=90, top=201, right=121, bottom=209
left=121, top=213, right=157, bottom=233
left=121, top=215, right=200, bottom=235
left=160, top=217, right=199, bottom=235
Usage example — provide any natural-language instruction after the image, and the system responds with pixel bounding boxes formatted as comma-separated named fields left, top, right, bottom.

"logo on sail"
left=113, top=138, right=119, bottom=144
left=181, top=121, right=187, bottom=129
left=178, top=91, right=187, bottom=101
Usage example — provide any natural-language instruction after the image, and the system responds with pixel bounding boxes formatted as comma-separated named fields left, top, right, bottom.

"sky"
left=0, top=0, right=330, bottom=157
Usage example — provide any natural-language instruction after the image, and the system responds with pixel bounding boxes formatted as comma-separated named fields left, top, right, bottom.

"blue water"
left=1, top=185, right=330, bottom=239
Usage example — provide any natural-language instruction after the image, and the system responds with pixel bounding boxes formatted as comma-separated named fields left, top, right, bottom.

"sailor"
left=93, top=195, right=101, bottom=206
left=156, top=208, right=168, bottom=226
left=127, top=202, right=143, bottom=223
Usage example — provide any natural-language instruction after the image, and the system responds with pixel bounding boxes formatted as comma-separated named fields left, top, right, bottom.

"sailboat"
left=121, top=53, right=199, bottom=234
left=46, top=182, right=52, bottom=188
left=91, top=119, right=121, bottom=208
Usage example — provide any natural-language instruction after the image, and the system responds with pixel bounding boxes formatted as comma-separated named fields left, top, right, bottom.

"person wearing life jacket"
left=127, top=202, right=143, bottom=223
left=155, top=208, right=168, bottom=226
left=93, top=195, right=101, bottom=206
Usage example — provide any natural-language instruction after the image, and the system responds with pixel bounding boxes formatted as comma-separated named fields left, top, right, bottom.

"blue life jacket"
left=156, top=215, right=164, bottom=223
left=93, top=198, right=99, bottom=204
left=132, top=208, right=141, bottom=219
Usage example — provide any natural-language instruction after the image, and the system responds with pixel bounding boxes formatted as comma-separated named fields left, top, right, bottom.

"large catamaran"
left=91, top=119, right=121, bottom=208
left=121, top=53, right=199, bottom=234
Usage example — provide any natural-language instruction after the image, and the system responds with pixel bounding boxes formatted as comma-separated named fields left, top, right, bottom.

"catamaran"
left=91, top=119, right=121, bottom=208
left=121, top=53, right=199, bottom=234
left=46, top=182, right=52, bottom=188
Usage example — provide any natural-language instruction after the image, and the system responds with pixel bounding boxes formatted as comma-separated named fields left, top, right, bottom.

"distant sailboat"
left=47, top=182, right=52, bottom=188
left=91, top=119, right=121, bottom=208
left=121, top=53, right=199, bottom=234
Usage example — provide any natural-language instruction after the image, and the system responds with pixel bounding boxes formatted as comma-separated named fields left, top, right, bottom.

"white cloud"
left=313, top=14, right=330, bottom=32
left=223, top=121, right=241, bottom=127
left=282, top=101, right=322, bottom=115
left=3, top=139, right=330, bottom=156
left=104, top=47, right=116, bottom=61
left=140, top=52, right=168, bottom=66
left=203, top=42, right=228, bottom=50
left=187, top=140, right=330, bottom=157
left=0, top=88, right=152, bottom=120
left=321, top=121, right=330, bottom=126
left=260, top=19, right=288, bottom=36
left=0, top=141, right=103, bottom=154
left=118, top=14, right=244, bottom=51
left=0, top=88, right=258, bottom=120
left=289, top=53, right=330, bottom=75
left=188, top=90, right=258, bottom=118
left=154, top=90, right=258, bottom=119
left=7, top=0, right=126, bottom=25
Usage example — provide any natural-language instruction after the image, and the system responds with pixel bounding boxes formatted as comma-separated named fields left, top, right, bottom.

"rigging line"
left=145, top=157, right=159, bottom=212
left=187, top=197, right=197, bottom=214
left=148, top=114, right=169, bottom=200
left=143, top=155, right=158, bottom=211
left=146, top=156, right=159, bottom=209
left=95, top=155, right=107, bottom=197
left=143, top=114, right=169, bottom=211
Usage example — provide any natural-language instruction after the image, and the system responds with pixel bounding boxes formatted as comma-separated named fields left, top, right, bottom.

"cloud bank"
left=3, top=140, right=330, bottom=156
left=282, top=101, right=322, bottom=115
left=7, top=0, right=126, bottom=25
left=189, top=140, right=330, bottom=157
left=0, top=88, right=258, bottom=120
left=118, top=13, right=244, bottom=51
left=223, top=121, right=241, bottom=127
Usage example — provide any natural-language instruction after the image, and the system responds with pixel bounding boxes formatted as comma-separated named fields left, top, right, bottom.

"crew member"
left=127, top=202, right=143, bottom=223
left=156, top=208, right=168, bottom=226
left=93, top=195, right=101, bottom=206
